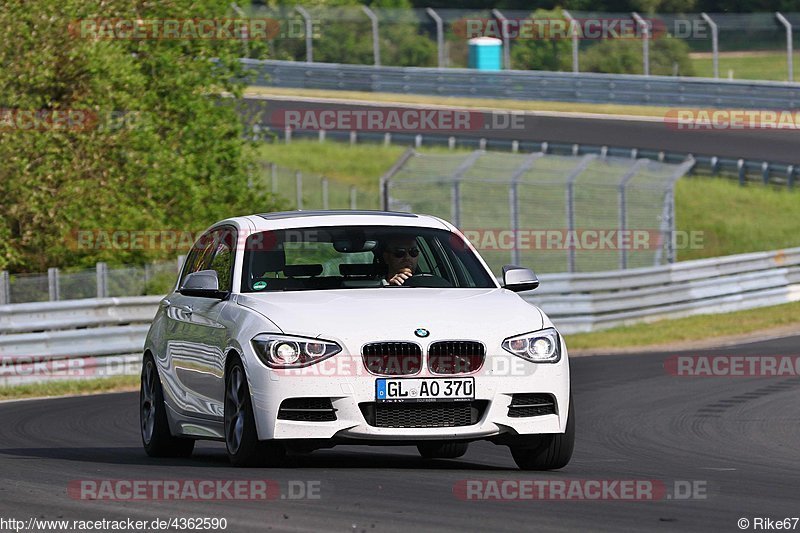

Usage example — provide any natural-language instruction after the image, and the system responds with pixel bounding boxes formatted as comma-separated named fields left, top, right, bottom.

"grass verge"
left=690, top=51, right=799, bottom=82
left=0, top=375, right=138, bottom=401
left=565, top=300, right=800, bottom=351
left=253, top=141, right=404, bottom=193
left=676, top=176, right=800, bottom=261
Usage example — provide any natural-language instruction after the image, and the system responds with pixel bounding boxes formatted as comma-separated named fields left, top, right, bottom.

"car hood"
left=236, top=288, right=544, bottom=346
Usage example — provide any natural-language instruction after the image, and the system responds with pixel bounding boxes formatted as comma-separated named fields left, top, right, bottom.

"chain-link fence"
left=261, top=161, right=379, bottom=210
left=383, top=149, right=694, bottom=276
left=0, top=260, right=183, bottom=305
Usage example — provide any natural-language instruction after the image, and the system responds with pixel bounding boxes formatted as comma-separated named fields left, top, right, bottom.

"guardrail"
left=1, top=246, right=798, bottom=384
left=244, top=59, right=800, bottom=110
left=527, top=247, right=800, bottom=332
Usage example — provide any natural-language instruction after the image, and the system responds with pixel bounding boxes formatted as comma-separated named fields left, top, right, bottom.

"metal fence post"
left=0, top=271, right=9, bottom=305
left=701, top=13, right=719, bottom=78
left=426, top=8, right=445, bottom=68
left=295, top=6, right=314, bottom=63
left=96, top=262, right=108, bottom=298
left=737, top=159, right=746, bottom=186
left=667, top=188, right=676, bottom=263
left=362, top=6, right=381, bottom=66
left=285, top=126, right=292, bottom=144
left=788, top=165, right=795, bottom=190
left=563, top=9, right=579, bottom=73
left=379, top=147, right=415, bottom=210
left=776, top=12, right=793, bottom=81
left=508, top=183, right=519, bottom=266
left=322, top=178, right=329, bottom=210
left=508, top=152, right=543, bottom=267
left=632, top=13, right=650, bottom=76
left=48, top=267, right=60, bottom=301
left=449, top=151, right=483, bottom=228
left=177, top=255, right=186, bottom=274
left=618, top=159, right=648, bottom=269
left=565, top=154, right=596, bottom=273
left=492, top=9, right=510, bottom=69
left=295, top=171, right=303, bottom=209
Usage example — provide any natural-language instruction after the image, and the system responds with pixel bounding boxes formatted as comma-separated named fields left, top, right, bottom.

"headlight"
left=501, top=328, right=561, bottom=363
left=251, top=334, right=341, bottom=368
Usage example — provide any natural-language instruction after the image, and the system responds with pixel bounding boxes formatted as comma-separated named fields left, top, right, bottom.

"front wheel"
left=140, top=355, right=195, bottom=458
left=224, top=359, right=285, bottom=467
left=509, top=394, right=575, bottom=471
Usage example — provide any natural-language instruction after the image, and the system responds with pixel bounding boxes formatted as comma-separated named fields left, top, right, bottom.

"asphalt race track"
left=244, top=96, right=800, bottom=164
left=1, top=335, right=798, bottom=532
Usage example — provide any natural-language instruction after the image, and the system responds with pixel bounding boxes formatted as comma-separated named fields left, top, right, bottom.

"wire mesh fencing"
left=383, top=148, right=694, bottom=275
left=0, top=260, right=184, bottom=305
left=262, top=162, right=379, bottom=211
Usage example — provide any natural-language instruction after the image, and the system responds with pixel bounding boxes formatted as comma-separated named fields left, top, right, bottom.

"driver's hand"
left=388, top=268, right=413, bottom=286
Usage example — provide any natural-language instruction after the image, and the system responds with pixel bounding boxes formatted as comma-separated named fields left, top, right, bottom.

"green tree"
left=0, top=0, right=281, bottom=273
left=510, top=8, right=573, bottom=71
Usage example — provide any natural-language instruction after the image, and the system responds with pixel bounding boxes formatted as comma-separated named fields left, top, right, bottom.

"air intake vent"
left=360, top=401, right=488, bottom=428
left=362, top=342, right=422, bottom=375
left=507, top=393, right=556, bottom=418
left=428, top=341, right=485, bottom=374
left=278, top=397, right=337, bottom=421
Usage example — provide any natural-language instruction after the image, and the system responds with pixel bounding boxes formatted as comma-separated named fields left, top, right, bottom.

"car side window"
left=179, top=231, right=217, bottom=287
left=208, top=228, right=235, bottom=292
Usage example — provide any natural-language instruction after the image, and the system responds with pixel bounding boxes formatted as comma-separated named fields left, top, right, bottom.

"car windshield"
left=241, top=225, right=496, bottom=292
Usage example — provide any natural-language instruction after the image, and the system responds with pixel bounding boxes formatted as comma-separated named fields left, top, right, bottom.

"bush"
left=579, top=34, right=695, bottom=76
left=0, top=0, right=282, bottom=273
left=510, top=8, right=573, bottom=71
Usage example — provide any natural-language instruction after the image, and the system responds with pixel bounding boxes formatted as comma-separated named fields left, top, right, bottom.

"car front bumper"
left=247, top=346, right=570, bottom=442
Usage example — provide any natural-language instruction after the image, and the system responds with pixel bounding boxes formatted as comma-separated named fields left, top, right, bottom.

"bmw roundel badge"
left=414, top=328, right=430, bottom=338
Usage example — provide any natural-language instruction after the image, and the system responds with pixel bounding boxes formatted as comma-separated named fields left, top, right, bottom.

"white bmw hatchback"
left=140, top=210, right=574, bottom=469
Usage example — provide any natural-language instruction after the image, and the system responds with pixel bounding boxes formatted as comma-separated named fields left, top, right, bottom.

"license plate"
left=375, top=378, right=475, bottom=403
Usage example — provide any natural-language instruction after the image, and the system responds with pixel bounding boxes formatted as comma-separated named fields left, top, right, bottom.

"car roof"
left=242, top=210, right=452, bottom=232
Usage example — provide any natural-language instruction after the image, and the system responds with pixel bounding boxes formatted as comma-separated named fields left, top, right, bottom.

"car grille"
left=362, top=342, right=422, bottom=375
left=428, top=341, right=485, bottom=374
left=360, top=401, right=488, bottom=428
left=277, top=397, right=337, bottom=422
left=507, top=393, right=557, bottom=418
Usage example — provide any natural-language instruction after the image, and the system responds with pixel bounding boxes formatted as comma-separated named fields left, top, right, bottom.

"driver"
left=381, top=234, right=420, bottom=286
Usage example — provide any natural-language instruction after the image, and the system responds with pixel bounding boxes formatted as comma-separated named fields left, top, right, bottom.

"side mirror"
left=180, top=270, right=228, bottom=299
left=502, top=265, right=539, bottom=292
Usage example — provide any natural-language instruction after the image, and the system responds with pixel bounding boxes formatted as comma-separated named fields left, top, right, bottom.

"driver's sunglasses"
left=391, top=247, right=420, bottom=259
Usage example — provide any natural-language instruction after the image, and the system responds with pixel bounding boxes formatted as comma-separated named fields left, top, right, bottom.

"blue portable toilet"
left=468, top=36, right=502, bottom=70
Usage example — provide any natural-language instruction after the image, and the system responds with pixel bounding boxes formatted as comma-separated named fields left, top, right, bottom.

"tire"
left=509, top=394, right=575, bottom=471
left=417, top=441, right=469, bottom=459
left=224, top=358, right=285, bottom=467
left=140, top=354, right=195, bottom=458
